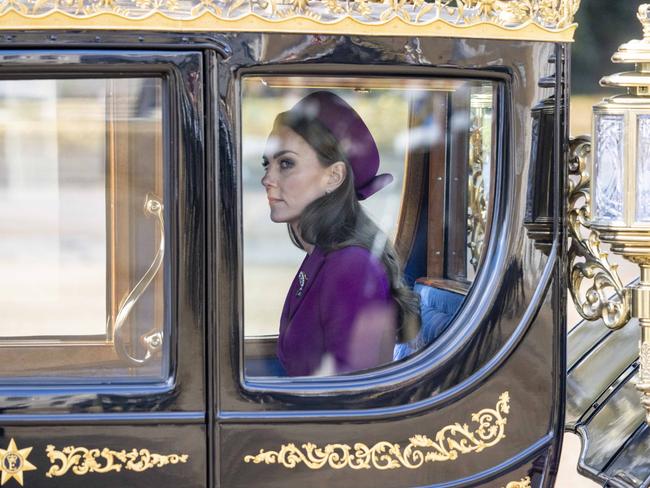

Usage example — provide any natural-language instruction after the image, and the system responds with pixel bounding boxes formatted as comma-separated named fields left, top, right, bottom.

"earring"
left=325, top=188, right=332, bottom=195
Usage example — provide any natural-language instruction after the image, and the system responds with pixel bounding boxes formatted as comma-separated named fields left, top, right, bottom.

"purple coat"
left=277, top=245, right=397, bottom=376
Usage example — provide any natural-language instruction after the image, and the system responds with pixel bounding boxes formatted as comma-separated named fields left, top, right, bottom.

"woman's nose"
left=261, top=168, right=276, bottom=188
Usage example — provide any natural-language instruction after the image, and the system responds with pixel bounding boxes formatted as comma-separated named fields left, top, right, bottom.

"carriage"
left=1, top=0, right=649, bottom=486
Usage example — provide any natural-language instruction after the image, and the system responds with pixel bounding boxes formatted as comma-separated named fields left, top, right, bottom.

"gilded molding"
left=503, top=476, right=532, bottom=488
left=567, top=135, right=630, bottom=329
left=244, top=392, right=509, bottom=470
left=467, top=96, right=490, bottom=272
left=0, top=0, right=579, bottom=41
left=45, top=445, right=188, bottom=478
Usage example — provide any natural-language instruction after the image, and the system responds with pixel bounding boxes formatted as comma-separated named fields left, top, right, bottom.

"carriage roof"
left=0, top=0, right=579, bottom=42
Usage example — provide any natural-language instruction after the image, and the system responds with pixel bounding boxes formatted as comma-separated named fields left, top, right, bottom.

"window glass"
left=0, top=78, right=167, bottom=381
left=242, top=76, right=497, bottom=378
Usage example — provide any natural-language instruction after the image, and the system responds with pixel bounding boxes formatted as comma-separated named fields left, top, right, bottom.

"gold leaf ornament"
left=45, top=445, right=189, bottom=478
left=567, top=136, right=630, bottom=329
left=0, top=0, right=580, bottom=42
left=415, top=2, right=433, bottom=22
left=504, top=475, right=532, bottom=488
left=244, top=392, right=509, bottom=470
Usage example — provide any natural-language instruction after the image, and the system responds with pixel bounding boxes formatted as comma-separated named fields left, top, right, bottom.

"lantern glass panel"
left=594, top=113, right=625, bottom=223
left=637, top=115, right=650, bottom=222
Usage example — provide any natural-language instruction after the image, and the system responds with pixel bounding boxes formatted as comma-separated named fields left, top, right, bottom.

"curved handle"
left=114, top=193, right=165, bottom=366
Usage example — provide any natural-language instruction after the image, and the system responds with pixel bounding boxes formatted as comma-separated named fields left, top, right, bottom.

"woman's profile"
left=261, top=91, right=420, bottom=376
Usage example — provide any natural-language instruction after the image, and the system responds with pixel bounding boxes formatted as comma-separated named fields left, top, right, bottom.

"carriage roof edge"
left=0, top=0, right=579, bottom=42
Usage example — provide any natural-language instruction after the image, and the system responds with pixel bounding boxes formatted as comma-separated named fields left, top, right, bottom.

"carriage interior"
left=243, top=75, right=497, bottom=377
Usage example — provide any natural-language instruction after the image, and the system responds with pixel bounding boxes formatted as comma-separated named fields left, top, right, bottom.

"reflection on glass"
left=637, top=115, right=650, bottom=222
left=467, top=88, right=493, bottom=280
left=594, top=114, right=624, bottom=223
left=0, top=80, right=107, bottom=338
left=242, top=76, right=497, bottom=378
left=0, top=78, right=166, bottom=381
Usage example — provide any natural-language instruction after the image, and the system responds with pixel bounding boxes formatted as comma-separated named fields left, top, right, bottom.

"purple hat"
left=287, top=91, right=393, bottom=200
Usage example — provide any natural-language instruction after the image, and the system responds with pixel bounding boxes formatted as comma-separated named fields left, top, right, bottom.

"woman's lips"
left=267, top=197, right=283, bottom=204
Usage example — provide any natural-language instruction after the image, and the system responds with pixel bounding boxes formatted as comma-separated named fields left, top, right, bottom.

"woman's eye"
left=261, top=160, right=269, bottom=170
left=279, top=159, right=294, bottom=169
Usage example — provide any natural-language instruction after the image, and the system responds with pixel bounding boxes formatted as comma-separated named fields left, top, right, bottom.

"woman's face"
left=261, top=125, right=332, bottom=225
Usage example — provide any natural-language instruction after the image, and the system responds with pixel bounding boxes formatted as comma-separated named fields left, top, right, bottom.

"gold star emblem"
left=0, top=439, right=37, bottom=486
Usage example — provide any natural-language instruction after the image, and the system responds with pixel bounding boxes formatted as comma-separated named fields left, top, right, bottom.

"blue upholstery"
left=394, top=283, right=464, bottom=360
left=246, top=357, right=288, bottom=377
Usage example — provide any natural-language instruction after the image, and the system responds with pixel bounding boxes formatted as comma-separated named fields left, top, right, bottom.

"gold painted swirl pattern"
left=244, top=391, right=509, bottom=470
left=45, top=445, right=189, bottom=478
left=504, top=475, right=532, bottom=488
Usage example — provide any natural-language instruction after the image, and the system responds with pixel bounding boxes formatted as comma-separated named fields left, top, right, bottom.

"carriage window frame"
left=0, top=51, right=189, bottom=387
left=238, top=67, right=506, bottom=392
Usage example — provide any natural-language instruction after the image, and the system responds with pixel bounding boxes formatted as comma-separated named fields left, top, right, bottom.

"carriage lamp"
left=591, top=4, right=650, bottom=423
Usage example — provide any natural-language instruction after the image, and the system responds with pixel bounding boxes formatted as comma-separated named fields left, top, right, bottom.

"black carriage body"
left=0, top=32, right=568, bottom=488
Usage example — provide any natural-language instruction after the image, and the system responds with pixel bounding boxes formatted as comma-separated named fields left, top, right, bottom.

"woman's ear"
left=327, top=161, right=347, bottom=191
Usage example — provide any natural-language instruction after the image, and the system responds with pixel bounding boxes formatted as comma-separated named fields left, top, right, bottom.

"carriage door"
left=0, top=50, right=207, bottom=488
left=214, top=33, right=563, bottom=488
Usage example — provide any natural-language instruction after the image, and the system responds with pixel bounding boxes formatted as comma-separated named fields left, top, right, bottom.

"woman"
left=261, top=91, right=419, bottom=376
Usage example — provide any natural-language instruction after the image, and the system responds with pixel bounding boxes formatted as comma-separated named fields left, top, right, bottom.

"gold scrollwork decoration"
left=0, top=0, right=580, bottom=41
left=45, top=445, right=188, bottom=478
left=244, top=391, right=509, bottom=470
left=503, top=475, right=532, bottom=488
left=567, top=135, right=630, bottom=329
left=467, top=94, right=491, bottom=271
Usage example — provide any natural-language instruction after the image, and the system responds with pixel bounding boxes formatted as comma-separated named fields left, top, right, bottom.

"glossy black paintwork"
left=0, top=32, right=567, bottom=487
left=0, top=425, right=207, bottom=487
left=214, top=35, right=566, bottom=487
left=567, top=313, right=650, bottom=487
left=218, top=36, right=559, bottom=410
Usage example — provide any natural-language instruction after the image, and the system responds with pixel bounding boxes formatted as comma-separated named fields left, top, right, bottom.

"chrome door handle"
left=114, top=193, right=165, bottom=366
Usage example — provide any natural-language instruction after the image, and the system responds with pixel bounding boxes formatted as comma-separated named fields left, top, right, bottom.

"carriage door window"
left=0, top=77, right=168, bottom=381
left=241, top=76, right=498, bottom=379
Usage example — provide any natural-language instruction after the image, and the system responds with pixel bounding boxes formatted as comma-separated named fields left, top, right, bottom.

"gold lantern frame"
left=575, top=3, right=650, bottom=423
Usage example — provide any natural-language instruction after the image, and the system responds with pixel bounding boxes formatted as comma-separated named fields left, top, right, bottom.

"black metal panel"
left=604, top=423, right=650, bottom=487
left=0, top=425, right=206, bottom=487
left=576, top=374, right=645, bottom=482
left=216, top=33, right=560, bottom=410
left=213, top=33, right=566, bottom=487
left=566, top=320, right=638, bottom=428
left=567, top=318, right=610, bottom=368
left=567, top=315, right=650, bottom=487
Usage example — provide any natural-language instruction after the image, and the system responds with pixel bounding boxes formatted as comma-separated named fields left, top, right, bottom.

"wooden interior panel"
left=426, top=92, right=449, bottom=278
left=394, top=94, right=432, bottom=266
left=416, top=277, right=469, bottom=295
left=445, top=86, right=471, bottom=282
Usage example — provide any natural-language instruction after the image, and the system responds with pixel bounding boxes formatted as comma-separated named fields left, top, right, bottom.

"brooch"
left=296, top=271, right=307, bottom=297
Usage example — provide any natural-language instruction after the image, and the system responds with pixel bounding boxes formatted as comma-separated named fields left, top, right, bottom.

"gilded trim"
left=244, top=392, right=509, bottom=470
left=0, top=1, right=579, bottom=41
left=567, top=135, right=630, bottom=329
left=467, top=92, right=491, bottom=272
left=503, top=476, right=532, bottom=488
left=45, top=445, right=188, bottom=478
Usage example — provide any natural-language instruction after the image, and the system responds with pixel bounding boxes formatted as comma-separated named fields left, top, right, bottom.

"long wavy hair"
left=274, top=110, right=420, bottom=343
